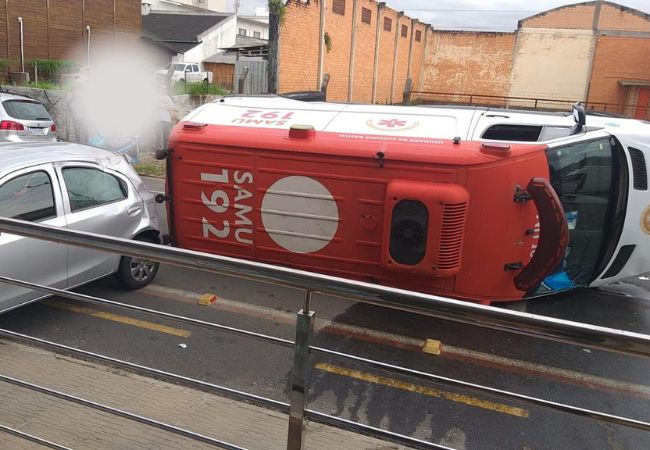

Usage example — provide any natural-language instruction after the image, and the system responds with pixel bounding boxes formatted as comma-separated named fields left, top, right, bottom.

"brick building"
left=0, top=0, right=141, bottom=79
left=279, top=0, right=649, bottom=118
left=511, top=1, right=650, bottom=117
left=278, top=0, right=427, bottom=104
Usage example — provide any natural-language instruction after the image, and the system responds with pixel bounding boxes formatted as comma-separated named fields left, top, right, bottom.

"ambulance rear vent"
left=437, top=202, right=467, bottom=270
left=629, top=147, right=647, bottom=190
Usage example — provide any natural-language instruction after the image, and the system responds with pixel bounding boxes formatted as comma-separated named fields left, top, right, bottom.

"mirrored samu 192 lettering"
left=201, top=169, right=254, bottom=245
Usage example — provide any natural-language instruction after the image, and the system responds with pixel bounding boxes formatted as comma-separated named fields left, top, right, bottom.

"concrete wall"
left=420, top=31, right=515, bottom=106
left=509, top=28, right=594, bottom=108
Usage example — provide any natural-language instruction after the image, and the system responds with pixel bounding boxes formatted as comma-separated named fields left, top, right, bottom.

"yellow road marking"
left=44, top=300, right=191, bottom=338
left=315, top=362, right=529, bottom=418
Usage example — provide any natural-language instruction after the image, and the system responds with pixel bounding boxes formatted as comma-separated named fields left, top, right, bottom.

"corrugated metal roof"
left=142, top=12, right=231, bottom=49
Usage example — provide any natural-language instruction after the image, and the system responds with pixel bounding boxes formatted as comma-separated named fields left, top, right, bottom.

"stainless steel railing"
left=1, top=216, right=650, bottom=449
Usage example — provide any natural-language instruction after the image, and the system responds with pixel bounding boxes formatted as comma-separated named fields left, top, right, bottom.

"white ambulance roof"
left=183, top=96, right=650, bottom=144
left=184, top=96, right=480, bottom=140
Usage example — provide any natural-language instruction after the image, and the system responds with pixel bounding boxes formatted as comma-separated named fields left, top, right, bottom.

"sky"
left=238, top=0, right=650, bottom=31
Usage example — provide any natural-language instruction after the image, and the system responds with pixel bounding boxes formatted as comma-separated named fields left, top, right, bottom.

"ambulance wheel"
left=116, top=236, right=160, bottom=290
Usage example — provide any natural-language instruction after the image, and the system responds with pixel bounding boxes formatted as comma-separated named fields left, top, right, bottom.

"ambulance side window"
left=481, top=124, right=542, bottom=141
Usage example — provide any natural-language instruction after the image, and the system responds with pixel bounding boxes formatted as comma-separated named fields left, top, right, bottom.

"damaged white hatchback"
left=0, top=141, right=162, bottom=312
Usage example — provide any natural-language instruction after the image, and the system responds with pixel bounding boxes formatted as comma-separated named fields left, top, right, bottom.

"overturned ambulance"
left=159, top=97, right=650, bottom=304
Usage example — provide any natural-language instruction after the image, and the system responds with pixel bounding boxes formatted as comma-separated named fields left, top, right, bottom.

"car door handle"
left=127, top=205, right=142, bottom=215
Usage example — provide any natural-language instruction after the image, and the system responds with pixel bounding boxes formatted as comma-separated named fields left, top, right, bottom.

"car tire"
left=116, top=236, right=160, bottom=290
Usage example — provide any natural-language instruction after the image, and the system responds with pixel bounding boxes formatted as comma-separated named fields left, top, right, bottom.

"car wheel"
left=116, top=236, right=160, bottom=290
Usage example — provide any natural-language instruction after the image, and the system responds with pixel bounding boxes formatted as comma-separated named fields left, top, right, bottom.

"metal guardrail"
left=1, top=216, right=650, bottom=449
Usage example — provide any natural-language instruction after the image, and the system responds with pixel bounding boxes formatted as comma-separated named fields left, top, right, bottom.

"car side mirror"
left=570, top=102, right=586, bottom=135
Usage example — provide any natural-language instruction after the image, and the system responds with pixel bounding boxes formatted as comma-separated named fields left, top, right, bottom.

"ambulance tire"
left=116, top=236, right=160, bottom=290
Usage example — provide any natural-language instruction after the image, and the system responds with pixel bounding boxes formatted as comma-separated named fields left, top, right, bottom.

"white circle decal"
left=261, top=176, right=339, bottom=254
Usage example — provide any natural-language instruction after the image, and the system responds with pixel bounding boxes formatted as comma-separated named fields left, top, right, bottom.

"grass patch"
left=133, top=161, right=166, bottom=178
left=26, top=81, right=59, bottom=90
left=172, top=81, right=229, bottom=96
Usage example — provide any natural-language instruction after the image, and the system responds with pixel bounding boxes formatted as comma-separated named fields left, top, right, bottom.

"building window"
left=361, top=7, right=371, bottom=24
left=415, top=30, right=422, bottom=42
left=401, top=24, right=408, bottom=38
left=384, top=17, right=392, bottom=32
left=332, top=0, right=345, bottom=16
left=253, top=31, right=261, bottom=38
left=238, top=28, right=247, bottom=36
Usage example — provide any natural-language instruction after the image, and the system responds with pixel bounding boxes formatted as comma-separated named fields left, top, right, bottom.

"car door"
left=0, top=164, right=68, bottom=311
left=57, top=163, right=144, bottom=287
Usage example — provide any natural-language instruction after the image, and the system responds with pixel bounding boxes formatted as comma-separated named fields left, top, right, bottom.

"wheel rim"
left=129, top=258, right=157, bottom=282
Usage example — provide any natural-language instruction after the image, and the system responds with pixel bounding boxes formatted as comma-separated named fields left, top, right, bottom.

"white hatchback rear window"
left=2, top=100, right=51, bottom=121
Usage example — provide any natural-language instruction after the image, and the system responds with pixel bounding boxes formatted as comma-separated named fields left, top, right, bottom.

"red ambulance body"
left=160, top=97, right=593, bottom=304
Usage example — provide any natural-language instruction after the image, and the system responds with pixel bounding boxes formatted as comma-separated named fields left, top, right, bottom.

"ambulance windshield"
left=541, top=136, right=627, bottom=291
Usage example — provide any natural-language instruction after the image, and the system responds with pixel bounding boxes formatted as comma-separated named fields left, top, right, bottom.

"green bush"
left=30, top=59, right=75, bottom=82
left=172, top=81, right=229, bottom=96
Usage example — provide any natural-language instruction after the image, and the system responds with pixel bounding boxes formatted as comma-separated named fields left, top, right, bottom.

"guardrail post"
left=287, top=291, right=315, bottom=450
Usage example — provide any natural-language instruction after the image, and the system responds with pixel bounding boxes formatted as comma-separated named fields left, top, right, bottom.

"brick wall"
left=278, top=0, right=321, bottom=93
left=277, top=0, right=650, bottom=112
left=49, top=0, right=84, bottom=62
left=351, top=0, right=378, bottom=103
left=420, top=31, right=515, bottom=104
left=375, top=7, right=397, bottom=104
left=0, top=0, right=141, bottom=78
left=392, top=14, right=411, bottom=103
left=323, top=0, right=353, bottom=102
left=598, top=3, right=650, bottom=32
left=279, top=0, right=424, bottom=104
left=520, top=3, right=596, bottom=29
left=409, top=22, right=427, bottom=94
left=588, top=36, right=650, bottom=113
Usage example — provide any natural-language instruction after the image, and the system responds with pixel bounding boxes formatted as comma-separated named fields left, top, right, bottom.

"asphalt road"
left=1, top=176, right=649, bottom=449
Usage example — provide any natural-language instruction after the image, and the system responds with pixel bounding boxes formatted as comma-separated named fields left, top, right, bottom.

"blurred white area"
left=70, top=43, right=162, bottom=141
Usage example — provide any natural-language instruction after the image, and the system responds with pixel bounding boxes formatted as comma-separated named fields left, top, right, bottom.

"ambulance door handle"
left=513, top=177, right=569, bottom=291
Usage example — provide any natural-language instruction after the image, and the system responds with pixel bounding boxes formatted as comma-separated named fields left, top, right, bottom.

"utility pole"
left=267, top=1, right=280, bottom=94
left=234, top=0, right=240, bottom=15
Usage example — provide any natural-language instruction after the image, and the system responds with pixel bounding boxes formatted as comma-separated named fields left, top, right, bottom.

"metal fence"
left=410, top=90, right=649, bottom=117
left=1, top=216, right=650, bottom=449
left=234, top=60, right=268, bottom=95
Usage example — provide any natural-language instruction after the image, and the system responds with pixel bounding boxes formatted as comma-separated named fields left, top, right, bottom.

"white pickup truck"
left=156, top=62, right=213, bottom=84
